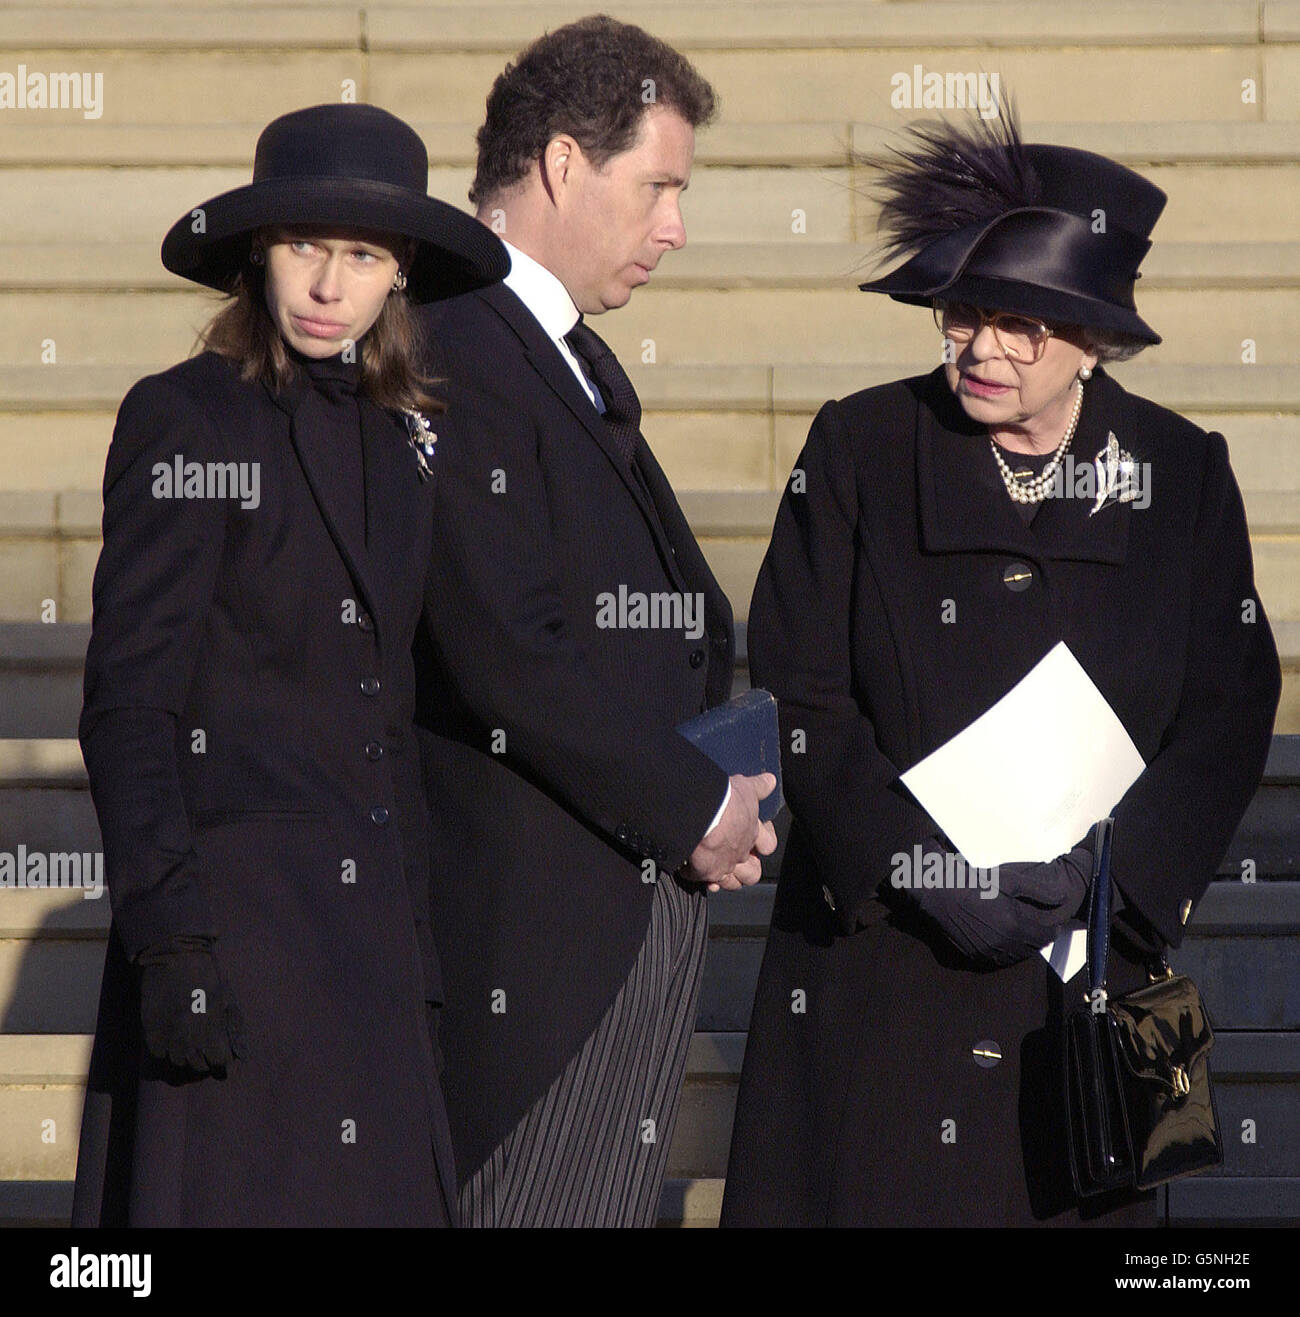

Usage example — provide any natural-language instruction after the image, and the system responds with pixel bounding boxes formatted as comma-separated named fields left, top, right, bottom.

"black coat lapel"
left=267, top=375, right=386, bottom=636
left=361, top=396, right=431, bottom=632
left=1027, top=369, right=1132, bottom=566
left=916, top=366, right=1130, bottom=567
left=477, top=283, right=691, bottom=587
left=635, top=439, right=736, bottom=679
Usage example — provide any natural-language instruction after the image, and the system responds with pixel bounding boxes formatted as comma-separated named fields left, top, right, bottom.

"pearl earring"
left=1078, top=364, right=1093, bottom=380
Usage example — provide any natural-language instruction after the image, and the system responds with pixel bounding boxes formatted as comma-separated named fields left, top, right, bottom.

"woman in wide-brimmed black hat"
left=72, top=102, right=507, bottom=1226
left=722, top=106, right=1280, bottom=1226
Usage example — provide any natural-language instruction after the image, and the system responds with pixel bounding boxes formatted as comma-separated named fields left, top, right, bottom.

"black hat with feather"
left=858, top=103, right=1165, bottom=344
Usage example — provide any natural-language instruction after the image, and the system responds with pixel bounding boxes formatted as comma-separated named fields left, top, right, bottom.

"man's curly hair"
left=469, top=14, right=717, bottom=207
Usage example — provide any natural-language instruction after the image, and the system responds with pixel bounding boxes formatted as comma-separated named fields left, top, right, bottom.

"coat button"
left=360, top=676, right=381, bottom=696
left=688, top=648, right=705, bottom=669
left=365, top=741, right=384, bottom=761
left=1002, top=562, right=1034, bottom=592
left=370, top=805, right=389, bottom=825
left=357, top=611, right=375, bottom=633
left=972, top=1040, right=1002, bottom=1068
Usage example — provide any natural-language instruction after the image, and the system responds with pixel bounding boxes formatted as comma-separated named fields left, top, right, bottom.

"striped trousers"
left=460, top=871, right=709, bottom=1227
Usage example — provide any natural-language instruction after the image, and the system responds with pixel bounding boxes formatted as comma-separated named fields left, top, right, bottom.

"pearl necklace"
left=988, top=379, right=1085, bottom=504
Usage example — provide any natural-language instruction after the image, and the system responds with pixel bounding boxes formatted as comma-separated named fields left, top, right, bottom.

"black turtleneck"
left=285, top=340, right=367, bottom=548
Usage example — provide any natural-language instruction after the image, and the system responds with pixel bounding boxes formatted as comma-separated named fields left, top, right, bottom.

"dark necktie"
left=563, top=318, right=642, bottom=466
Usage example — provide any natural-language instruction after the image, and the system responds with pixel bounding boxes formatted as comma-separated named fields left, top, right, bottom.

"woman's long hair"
left=198, top=256, right=445, bottom=416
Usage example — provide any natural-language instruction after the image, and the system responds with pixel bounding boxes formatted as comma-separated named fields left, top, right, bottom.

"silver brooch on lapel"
left=1090, top=431, right=1139, bottom=516
left=404, top=410, right=437, bottom=482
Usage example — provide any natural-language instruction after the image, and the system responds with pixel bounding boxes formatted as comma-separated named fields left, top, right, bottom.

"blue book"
left=676, top=689, right=784, bottom=823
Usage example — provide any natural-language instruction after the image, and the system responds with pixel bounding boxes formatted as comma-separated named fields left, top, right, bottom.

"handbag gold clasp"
left=1171, top=1064, right=1191, bottom=1098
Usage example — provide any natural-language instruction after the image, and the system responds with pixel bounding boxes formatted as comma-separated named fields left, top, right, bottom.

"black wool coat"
left=72, top=351, right=456, bottom=1226
left=414, top=282, right=734, bottom=1182
left=721, top=366, right=1281, bottom=1227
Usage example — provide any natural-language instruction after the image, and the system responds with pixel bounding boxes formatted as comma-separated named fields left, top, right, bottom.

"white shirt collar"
left=501, top=239, right=581, bottom=340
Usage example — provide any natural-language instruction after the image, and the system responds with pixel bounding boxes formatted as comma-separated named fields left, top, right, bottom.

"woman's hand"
left=893, top=838, right=1092, bottom=966
left=136, top=935, right=246, bottom=1073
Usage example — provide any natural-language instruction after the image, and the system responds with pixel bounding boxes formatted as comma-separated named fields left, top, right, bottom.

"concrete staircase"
left=1, top=1, right=1299, bottom=1225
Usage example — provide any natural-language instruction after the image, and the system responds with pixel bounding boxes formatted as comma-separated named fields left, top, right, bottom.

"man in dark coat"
left=414, top=16, right=775, bottom=1226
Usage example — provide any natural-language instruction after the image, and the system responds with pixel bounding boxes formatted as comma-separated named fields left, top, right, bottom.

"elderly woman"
left=71, top=103, right=507, bottom=1225
left=721, top=110, right=1281, bottom=1226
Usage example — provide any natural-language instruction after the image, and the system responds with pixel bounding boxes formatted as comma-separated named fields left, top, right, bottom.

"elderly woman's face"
left=258, top=224, right=409, bottom=358
left=943, top=311, right=1099, bottom=435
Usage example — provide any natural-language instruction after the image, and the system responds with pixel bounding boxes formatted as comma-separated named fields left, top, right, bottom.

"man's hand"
left=685, top=772, right=778, bottom=892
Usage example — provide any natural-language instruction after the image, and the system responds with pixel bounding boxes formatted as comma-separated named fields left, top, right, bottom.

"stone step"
left=4, top=362, right=1300, bottom=417
left=0, top=1034, right=88, bottom=1183
left=0, top=625, right=88, bottom=739
left=635, top=362, right=1300, bottom=414
left=0, top=1175, right=727, bottom=1227
left=7, top=239, right=1299, bottom=293
left=3, top=873, right=1298, bottom=1033
left=0, top=1030, right=739, bottom=1184
left=0, top=2, right=1273, bottom=54
left=2, top=300, right=1290, bottom=389
left=3, top=118, right=1298, bottom=170
left=2, top=287, right=1295, bottom=373
left=3, top=1029, right=1297, bottom=1220
left=1, top=570, right=1298, bottom=729
left=2, top=407, right=1298, bottom=505
left=1, top=5, right=1293, bottom=133
left=16, top=1173, right=1272, bottom=1227
left=4, top=160, right=1300, bottom=247
left=0, top=786, right=99, bottom=859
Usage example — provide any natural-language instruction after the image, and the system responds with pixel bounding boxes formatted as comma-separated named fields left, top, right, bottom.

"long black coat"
left=72, top=351, right=456, bottom=1226
left=722, top=366, right=1281, bottom=1227
left=414, top=282, right=734, bottom=1182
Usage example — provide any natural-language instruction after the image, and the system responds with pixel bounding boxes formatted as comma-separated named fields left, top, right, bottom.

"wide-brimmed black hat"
left=858, top=107, right=1166, bottom=343
left=161, top=103, right=508, bottom=303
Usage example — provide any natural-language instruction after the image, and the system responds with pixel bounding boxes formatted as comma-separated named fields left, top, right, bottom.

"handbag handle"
left=1085, top=816, right=1116, bottom=995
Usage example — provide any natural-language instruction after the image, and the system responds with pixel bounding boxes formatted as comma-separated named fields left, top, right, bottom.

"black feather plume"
left=864, top=98, right=1041, bottom=263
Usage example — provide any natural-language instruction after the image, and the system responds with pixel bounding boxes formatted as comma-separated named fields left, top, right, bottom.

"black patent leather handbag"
left=1064, top=817, right=1223, bottom=1196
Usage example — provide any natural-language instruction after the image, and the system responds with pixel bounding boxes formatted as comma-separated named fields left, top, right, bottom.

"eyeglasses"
left=933, top=302, right=1055, bottom=364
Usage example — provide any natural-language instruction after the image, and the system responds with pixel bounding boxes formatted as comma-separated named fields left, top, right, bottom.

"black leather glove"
left=896, top=836, right=1092, bottom=967
left=136, top=934, right=245, bottom=1073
